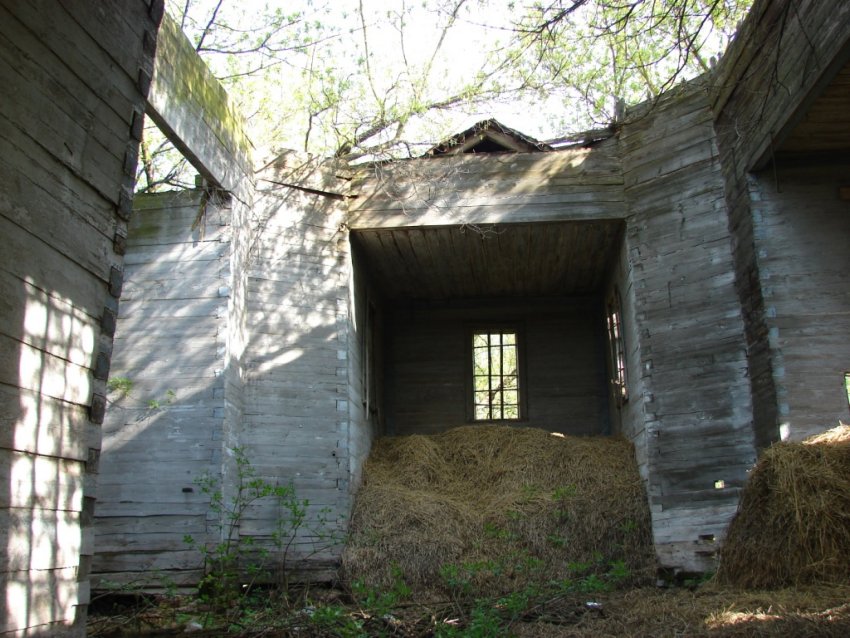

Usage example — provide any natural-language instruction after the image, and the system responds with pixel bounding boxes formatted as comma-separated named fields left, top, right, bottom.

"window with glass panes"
left=472, top=330, right=520, bottom=420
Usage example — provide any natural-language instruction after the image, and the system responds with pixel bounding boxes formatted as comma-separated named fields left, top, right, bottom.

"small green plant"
left=435, top=600, right=505, bottom=638
left=184, top=447, right=339, bottom=615
left=146, top=389, right=176, bottom=411
left=552, top=484, right=577, bottom=501
left=107, top=376, right=133, bottom=398
left=483, top=522, right=516, bottom=541
left=309, top=604, right=366, bottom=637
left=351, top=564, right=411, bottom=617
left=619, top=518, right=638, bottom=534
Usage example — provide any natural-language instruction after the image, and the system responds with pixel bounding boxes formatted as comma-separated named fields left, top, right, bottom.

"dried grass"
left=342, top=425, right=656, bottom=596
left=717, top=424, right=850, bottom=589
left=509, top=585, right=850, bottom=637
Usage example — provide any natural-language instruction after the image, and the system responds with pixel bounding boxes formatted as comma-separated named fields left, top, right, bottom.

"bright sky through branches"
left=163, top=0, right=748, bottom=166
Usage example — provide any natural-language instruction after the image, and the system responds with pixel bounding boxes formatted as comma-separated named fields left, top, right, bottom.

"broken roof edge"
left=422, top=118, right=554, bottom=156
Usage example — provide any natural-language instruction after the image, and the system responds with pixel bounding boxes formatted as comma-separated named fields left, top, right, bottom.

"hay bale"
left=342, top=425, right=656, bottom=597
left=718, top=424, right=850, bottom=588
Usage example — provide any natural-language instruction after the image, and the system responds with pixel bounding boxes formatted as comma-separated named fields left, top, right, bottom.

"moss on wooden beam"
left=147, top=13, right=252, bottom=192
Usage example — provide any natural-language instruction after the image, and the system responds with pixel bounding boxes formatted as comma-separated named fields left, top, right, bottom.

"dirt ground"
left=88, top=582, right=850, bottom=637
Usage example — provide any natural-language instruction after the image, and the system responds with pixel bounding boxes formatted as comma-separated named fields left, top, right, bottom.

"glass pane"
left=504, top=346, right=517, bottom=375
left=472, top=330, right=520, bottom=421
left=475, top=404, right=491, bottom=420
left=473, top=348, right=489, bottom=375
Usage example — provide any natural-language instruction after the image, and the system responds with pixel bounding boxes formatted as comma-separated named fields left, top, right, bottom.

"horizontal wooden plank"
left=0, top=449, right=84, bottom=511
left=0, top=39, right=124, bottom=201
left=348, top=199, right=626, bottom=229
left=0, top=507, right=82, bottom=572
left=0, top=384, right=94, bottom=460
left=0, top=271, right=98, bottom=369
left=0, top=214, right=107, bottom=320
left=0, top=566, right=81, bottom=632
left=0, top=334, right=92, bottom=406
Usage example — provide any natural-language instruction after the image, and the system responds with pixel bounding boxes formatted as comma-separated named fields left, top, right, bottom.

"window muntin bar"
left=473, top=330, right=520, bottom=420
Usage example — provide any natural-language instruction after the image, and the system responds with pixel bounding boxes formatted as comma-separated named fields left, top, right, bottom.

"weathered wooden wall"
left=347, top=244, right=384, bottom=489
left=384, top=298, right=610, bottom=436
left=88, top=8, right=257, bottom=592
left=748, top=161, right=850, bottom=438
left=92, top=191, right=231, bottom=587
left=604, top=238, right=648, bottom=478
left=0, top=0, right=161, bottom=634
left=234, top=155, right=353, bottom=574
left=620, top=84, right=756, bottom=573
left=348, top=141, right=625, bottom=229
left=712, top=0, right=850, bottom=448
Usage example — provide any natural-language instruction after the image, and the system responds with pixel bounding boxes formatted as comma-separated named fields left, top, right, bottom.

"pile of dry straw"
left=342, top=425, right=656, bottom=597
left=718, top=423, right=850, bottom=589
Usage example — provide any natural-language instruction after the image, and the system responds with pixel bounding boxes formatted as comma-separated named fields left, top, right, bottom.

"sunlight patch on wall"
left=5, top=279, right=90, bottom=632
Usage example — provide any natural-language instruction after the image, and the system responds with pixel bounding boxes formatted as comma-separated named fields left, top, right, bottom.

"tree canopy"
left=137, top=0, right=752, bottom=191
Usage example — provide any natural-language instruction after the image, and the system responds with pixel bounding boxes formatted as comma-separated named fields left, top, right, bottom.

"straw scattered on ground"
left=718, top=423, right=850, bottom=589
left=342, top=425, right=656, bottom=597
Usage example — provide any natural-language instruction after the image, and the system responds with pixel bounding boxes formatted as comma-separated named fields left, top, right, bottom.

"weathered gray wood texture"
left=348, top=140, right=625, bottom=229
left=146, top=12, right=252, bottom=193
left=350, top=221, right=624, bottom=301
left=348, top=89, right=759, bottom=571
left=712, top=0, right=850, bottom=448
left=75, top=0, right=850, bottom=588
left=235, top=155, right=353, bottom=572
left=348, top=244, right=384, bottom=490
left=92, top=191, right=231, bottom=587
left=604, top=239, right=648, bottom=479
left=383, top=299, right=610, bottom=436
left=620, top=85, right=756, bottom=572
left=748, top=161, right=850, bottom=439
left=0, top=0, right=160, bottom=634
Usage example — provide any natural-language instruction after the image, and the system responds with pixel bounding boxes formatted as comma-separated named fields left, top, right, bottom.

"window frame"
left=606, top=288, right=629, bottom=406
left=466, top=324, right=527, bottom=422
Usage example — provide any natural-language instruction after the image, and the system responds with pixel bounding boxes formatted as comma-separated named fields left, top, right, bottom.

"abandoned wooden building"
left=1, top=0, right=849, bottom=635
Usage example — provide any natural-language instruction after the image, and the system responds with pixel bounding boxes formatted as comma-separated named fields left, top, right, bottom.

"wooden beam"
left=146, top=13, right=252, bottom=192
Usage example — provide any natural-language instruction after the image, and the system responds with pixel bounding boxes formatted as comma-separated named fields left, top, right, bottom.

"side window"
left=472, top=329, right=521, bottom=420
left=845, top=372, right=850, bottom=414
left=606, top=289, right=629, bottom=405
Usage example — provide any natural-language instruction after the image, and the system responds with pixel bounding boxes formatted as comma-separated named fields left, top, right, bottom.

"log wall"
left=92, top=191, right=231, bottom=588
left=0, top=0, right=161, bottom=634
left=620, top=85, right=756, bottom=572
left=604, top=236, right=648, bottom=478
left=348, top=141, right=626, bottom=229
left=348, top=244, right=384, bottom=489
left=748, top=161, right=850, bottom=438
left=384, top=298, right=610, bottom=436
left=712, top=0, right=850, bottom=448
left=235, top=155, right=353, bottom=575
